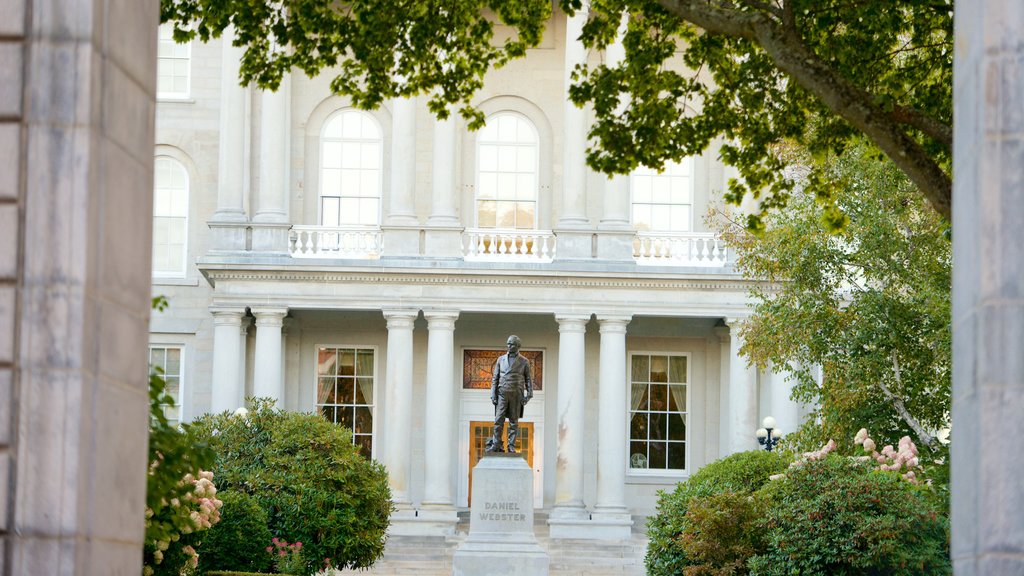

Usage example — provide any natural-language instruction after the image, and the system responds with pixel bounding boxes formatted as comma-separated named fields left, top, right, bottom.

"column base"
left=595, top=230, right=636, bottom=261
left=387, top=506, right=459, bottom=536
left=422, top=226, right=465, bottom=258
left=381, top=225, right=422, bottom=257
left=208, top=220, right=249, bottom=252
left=251, top=222, right=291, bottom=253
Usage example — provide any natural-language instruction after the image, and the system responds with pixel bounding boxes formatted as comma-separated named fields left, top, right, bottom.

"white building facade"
left=150, top=9, right=803, bottom=539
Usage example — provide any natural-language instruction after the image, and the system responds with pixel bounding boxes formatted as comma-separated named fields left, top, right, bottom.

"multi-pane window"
left=631, top=158, right=694, bottom=232
left=476, top=113, right=538, bottom=229
left=149, top=346, right=184, bottom=426
left=157, top=24, right=190, bottom=99
left=629, top=354, right=689, bottom=471
left=320, top=111, right=382, bottom=227
left=152, top=157, right=189, bottom=277
left=316, top=347, right=375, bottom=458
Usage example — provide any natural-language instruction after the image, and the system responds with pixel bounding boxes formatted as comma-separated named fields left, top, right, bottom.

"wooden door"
left=468, top=420, right=534, bottom=506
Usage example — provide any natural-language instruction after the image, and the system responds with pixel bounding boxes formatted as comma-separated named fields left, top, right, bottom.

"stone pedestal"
left=452, top=454, right=549, bottom=576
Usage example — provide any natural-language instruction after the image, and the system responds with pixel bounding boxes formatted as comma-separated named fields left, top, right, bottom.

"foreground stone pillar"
left=2, top=1, right=157, bottom=572
left=252, top=307, right=287, bottom=407
left=453, top=455, right=549, bottom=576
left=211, top=308, right=246, bottom=413
left=549, top=314, right=589, bottom=533
left=952, top=3, right=1024, bottom=573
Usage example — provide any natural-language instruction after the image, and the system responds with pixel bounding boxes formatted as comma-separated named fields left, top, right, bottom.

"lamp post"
left=756, top=416, right=782, bottom=452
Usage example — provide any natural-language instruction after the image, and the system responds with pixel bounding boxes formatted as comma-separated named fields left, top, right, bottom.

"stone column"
left=549, top=313, right=590, bottom=527
left=383, top=309, right=418, bottom=508
left=383, top=96, right=419, bottom=255
left=420, top=310, right=460, bottom=531
left=3, top=1, right=157, bottom=571
left=209, top=27, right=249, bottom=251
left=424, top=116, right=463, bottom=257
left=952, top=3, right=1024, bottom=572
left=252, top=77, right=291, bottom=252
left=714, top=324, right=731, bottom=459
left=211, top=308, right=246, bottom=413
left=558, top=8, right=590, bottom=230
left=591, top=315, right=633, bottom=538
left=769, top=364, right=800, bottom=437
left=252, top=307, right=288, bottom=407
left=725, top=318, right=757, bottom=453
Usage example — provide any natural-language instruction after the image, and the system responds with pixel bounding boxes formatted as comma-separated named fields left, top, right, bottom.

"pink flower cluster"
left=180, top=470, right=224, bottom=533
left=144, top=469, right=224, bottom=571
left=267, top=537, right=305, bottom=574
left=854, top=428, right=922, bottom=482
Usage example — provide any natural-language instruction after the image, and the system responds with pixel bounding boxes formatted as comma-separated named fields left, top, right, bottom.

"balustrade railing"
left=462, top=228, right=556, bottom=262
left=289, top=225, right=383, bottom=259
left=633, top=231, right=728, bottom=267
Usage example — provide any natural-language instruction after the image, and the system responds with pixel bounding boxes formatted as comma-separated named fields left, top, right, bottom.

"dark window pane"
left=338, top=406, right=354, bottom=429
left=355, top=406, right=372, bottom=434
left=668, top=412, right=687, bottom=441
left=320, top=405, right=336, bottom=422
left=667, top=442, right=686, bottom=470
left=339, top=350, right=356, bottom=375
left=630, top=413, right=648, bottom=440
left=629, top=441, right=648, bottom=468
left=354, top=434, right=372, bottom=458
left=631, top=384, right=649, bottom=410
left=668, top=385, right=686, bottom=412
left=355, top=378, right=373, bottom=404
left=650, top=384, right=668, bottom=411
left=648, top=442, right=667, bottom=469
left=650, top=412, right=666, bottom=440
left=337, top=377, right=355, bottom=404
left=669, top=356, right=687, bottom=383
left=631, top=355, right=649, bottom=383
left=650, top=356, right=668, bottom=382
left=318, top=348, right=338, bottom=376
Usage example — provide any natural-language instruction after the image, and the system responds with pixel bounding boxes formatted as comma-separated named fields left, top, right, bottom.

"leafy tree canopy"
left=716, top=142, right=950, bottom=460
left=160, top=0, right=952, bottom=227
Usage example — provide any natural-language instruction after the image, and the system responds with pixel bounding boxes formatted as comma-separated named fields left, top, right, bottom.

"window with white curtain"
left=157, top=24, right=190, bottom=99
left=631, top=158, right=694, bottom=232
left=152, top=157, right=189, bottom=277
left=629, top=353, right=689, bottom=471
left=319, top=110, right=382, bottom=227
left=316, top=346, right=376, bottom=458
left=476, top=113, right=538, bottom=229
left=149, top=345, right=184, bottom=426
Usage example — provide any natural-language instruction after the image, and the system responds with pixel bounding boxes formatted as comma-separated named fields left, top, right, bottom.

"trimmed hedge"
left=207, top=572, right=283, bottom=576
left=645, top=450, right=789, bottom=576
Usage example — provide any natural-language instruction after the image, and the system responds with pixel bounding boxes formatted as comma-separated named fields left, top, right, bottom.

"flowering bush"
left=144, top=369, right=220, bottom=575
left=198, top=491, right=273, bottom=574
left=268, top=538, right=305, bottom=575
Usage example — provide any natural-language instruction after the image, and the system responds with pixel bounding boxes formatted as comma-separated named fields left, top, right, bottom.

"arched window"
left=320, top=110, right=383, bottom=227
left=157, top=24, right=190, bottom=99
left=631, top=158, right=694, bottom=232
left=152, top=157, right=189, bottom=277
left=476, top=113, right=538, bottom=229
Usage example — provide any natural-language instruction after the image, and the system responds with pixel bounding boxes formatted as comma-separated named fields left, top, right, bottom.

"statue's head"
left=506, top=335, right=522, bottom=356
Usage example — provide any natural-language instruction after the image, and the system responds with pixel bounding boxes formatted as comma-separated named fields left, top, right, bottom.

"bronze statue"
left=487, top=335, right=533, bottom=453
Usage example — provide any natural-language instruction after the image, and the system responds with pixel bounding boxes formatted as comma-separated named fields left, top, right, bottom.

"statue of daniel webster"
left=487, top=335, right=533, bottom=453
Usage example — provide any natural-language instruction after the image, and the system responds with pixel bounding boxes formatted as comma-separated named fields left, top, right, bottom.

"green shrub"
left=199, top=491, right=273, bottom=574
left=681, top=492, right=767, bottom=576
left=188, top=399, right=392, bottom=575
left=748, top=455, right=950, bottom=575
left=645, top=451, right=789, bottom=576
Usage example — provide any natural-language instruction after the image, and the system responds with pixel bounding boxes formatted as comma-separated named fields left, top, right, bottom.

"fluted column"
left=550, top=313, right=590, bottom=520
left=726, top=318, right=758, bottom=453
left=770, top=364, right=800, bottom=436
left=558, top=8, right=590, bottom=229
left=387, top=97, right=418, bottom=225
left=422, top=311, right=460, bottom=512
left=383, top=309, right=418, bottom=507
left=252, top=307, right=288, bottom=407
left=252, top=75, right=291, bottom=252
left=211, top=308, right=246, bottom=413
left=595, top=315, right=632, bottom=517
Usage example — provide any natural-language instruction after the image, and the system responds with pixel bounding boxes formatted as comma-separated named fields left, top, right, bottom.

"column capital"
left=383, top=309, right=418, bottom=329
left=723, top=316, right=748, bottom=328
left=423, top=309, right=459, bottom=329
left=713, top=324, right=731, bottom=340
left=210, top=307, right=246, bottom=325
left=596, top=314, right=632, bottom=333
left=252, top=307, right=288, bottom=326
left=555, top=313, right=591, bottom=332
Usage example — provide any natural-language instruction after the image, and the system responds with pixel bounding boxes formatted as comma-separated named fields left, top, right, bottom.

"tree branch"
left=654, top=0, right=952, bottom=220
left=879, top=350, right=941, bottom=452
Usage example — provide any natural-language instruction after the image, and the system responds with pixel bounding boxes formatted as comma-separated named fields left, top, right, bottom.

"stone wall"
left=0, top=1, right=157, bottom=573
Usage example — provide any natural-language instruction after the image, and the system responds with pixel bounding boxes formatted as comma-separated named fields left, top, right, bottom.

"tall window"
left=149, top=346, right=184, bottom=426
left=629, top=353, right=689, bottom=471
left=157, top=24, right=190, bottom=99
left=152, top=157, right=189, bottom=277
left=631, top=159, right=694, bottom=232
left=476, top=113, right=538, bottom=229
left=316, top=347, right=375, bottom=458
left=320, top=111, right=382, bottom=227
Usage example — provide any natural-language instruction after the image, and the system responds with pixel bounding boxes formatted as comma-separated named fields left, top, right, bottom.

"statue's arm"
left=490, top=359, right=500, bottom=404
left=524, top=360, right=533, bottom=400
